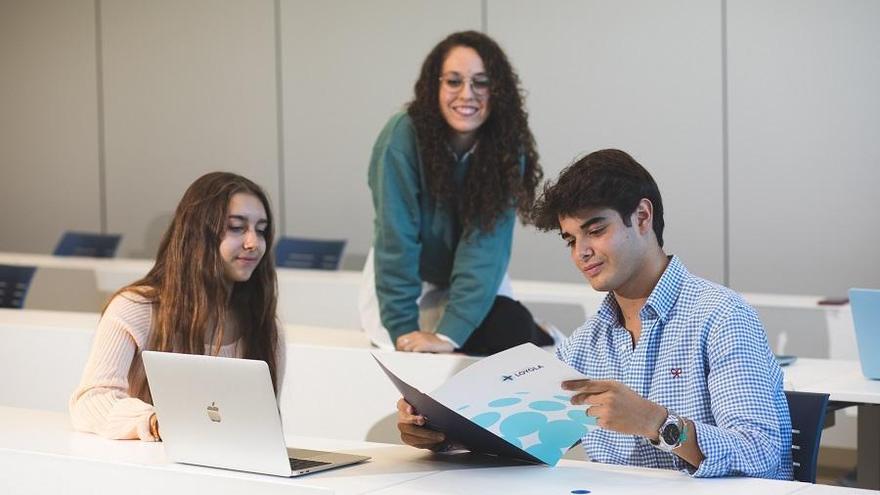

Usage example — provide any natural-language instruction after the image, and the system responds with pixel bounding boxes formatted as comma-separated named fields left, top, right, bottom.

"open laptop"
left=850, top=288, right=880, bottom=380
left=142, top=351, right=370, bottom=476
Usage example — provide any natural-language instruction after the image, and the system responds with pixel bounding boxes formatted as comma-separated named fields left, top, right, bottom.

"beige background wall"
left=1, top=0, right=878, bottom=296
left=0, top=0, right=101, bottom=252
left=726, top=0, right=880, bottom=293
left=491, top=0, right=725, bottom=284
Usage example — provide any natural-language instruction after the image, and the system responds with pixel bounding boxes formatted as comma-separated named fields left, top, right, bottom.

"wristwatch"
left=650, top=411, right=685, bottom=452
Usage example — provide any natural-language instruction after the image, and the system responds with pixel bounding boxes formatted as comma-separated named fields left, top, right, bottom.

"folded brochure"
left=373, top=343, right=597, bottom=465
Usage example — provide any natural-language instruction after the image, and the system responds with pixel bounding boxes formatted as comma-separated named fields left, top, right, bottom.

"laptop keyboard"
left=289, top=457, right=332, bottom=471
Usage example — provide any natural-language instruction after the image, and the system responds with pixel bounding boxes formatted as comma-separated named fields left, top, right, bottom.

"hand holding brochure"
left=373, top=343, right=597, bottom=465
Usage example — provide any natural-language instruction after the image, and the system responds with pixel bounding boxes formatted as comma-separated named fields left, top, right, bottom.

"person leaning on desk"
left=358, top=30, right=556, bottom=356
left=397, top=149, right=793, bottom=479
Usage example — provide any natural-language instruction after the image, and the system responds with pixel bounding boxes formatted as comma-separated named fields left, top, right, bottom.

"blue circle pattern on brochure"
left=462, top=391, right=597, bottom=465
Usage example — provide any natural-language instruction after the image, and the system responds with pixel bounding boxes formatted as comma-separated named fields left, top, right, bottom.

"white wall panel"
left=101, top=0, right=280, bottom=257
left=280, top=0, right=481, bottom=266
left=489, top=0, right=725, bottom=284
left=0, top=0, right=100, bottom=253
left=728, top=0, right=880, bottom=295
left=3, top=0, right=878, bottom=304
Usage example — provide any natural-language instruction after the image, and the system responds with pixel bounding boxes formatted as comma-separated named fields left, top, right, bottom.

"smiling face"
left=558, top=203, right=654, bottom=296
left=438, top=45, right=490, bottom=150
left=219, top=192, right=268, bottom=284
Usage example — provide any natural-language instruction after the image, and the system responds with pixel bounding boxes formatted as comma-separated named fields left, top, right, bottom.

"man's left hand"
left=563, top=379, right=666, bottom=439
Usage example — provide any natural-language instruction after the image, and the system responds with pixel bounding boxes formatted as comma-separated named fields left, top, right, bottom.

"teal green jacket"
left=368, top=112, right=515, bottom=346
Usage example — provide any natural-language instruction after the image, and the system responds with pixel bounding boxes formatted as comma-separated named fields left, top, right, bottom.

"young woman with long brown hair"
left=70, top=172, right=282, bottom=441
left=359, top=31, right=558, bottom=355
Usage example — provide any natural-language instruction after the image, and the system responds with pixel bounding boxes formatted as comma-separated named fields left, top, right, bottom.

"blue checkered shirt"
left=556, top=256, right=792, bottom=479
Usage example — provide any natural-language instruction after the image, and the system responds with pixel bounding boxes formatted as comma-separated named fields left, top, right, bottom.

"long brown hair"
left=408, top=30, right=542, bottom=232
left=112, top=172, right=280, bottom=391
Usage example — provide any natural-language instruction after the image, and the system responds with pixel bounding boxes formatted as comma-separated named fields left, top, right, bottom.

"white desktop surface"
left=370, top=462, right=811, bottom=495
left=0, top=309, right=478, bottom=443
left=0, top=406, right=445, bottom=495
left=0, top=252, right=151, bottom=271
left=795, top=485, right=875, bottom=495
left=0, top=251, right=366, bottom=327
left=285, top=324, right=373, bottom=349
left=2, top=406, right=871, bottom=495
left=784, top=358, right=880, bottom=404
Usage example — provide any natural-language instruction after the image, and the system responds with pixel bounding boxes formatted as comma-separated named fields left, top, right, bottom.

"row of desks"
left=784, top=359, right=880, bottom=489
left=3, top=307, right=880, bottom=490
left=0, top=307, right=479, bottom=444
left=0, top=251, right=852, bottom=342
left=0, top=406, right=870, bottom=495
left=0, top=252, right=873, bottom=491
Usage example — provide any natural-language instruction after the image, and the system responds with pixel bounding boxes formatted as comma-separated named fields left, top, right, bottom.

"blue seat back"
left=0, top=264, right=37, bottom=309
left=274, top=237, right=346, bottom=270
left=53, top=231, right=121, bottom=258
left=785, top=390, right=830, bottom=483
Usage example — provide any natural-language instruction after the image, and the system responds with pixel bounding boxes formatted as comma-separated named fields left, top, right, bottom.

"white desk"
left=0, top=308, right=478, bottom=444
left=785, top=359, right=880, bottom=490
left=0, top=252, right=597, bottom=330
left=0, top=251, right=152, bottom=297
left=0, top=251, right=854, bottom=350
left=0, top=406, right=439, bottom=495
left=0, top=252, right=366, bottom=328
left=0, top=252, right=606, bottom=329
left=2, top=406, right=865, bottom=495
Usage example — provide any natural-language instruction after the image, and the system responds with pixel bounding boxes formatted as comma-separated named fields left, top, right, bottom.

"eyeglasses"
left=438, top=74, right=491, bottom=96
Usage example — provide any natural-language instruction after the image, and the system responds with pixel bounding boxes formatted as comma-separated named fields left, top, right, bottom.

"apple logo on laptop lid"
left=207, top=402, right=222, bottom=423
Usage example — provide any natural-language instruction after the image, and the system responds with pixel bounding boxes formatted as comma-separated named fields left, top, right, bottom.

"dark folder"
left=373, top=355, right=544, bottom=464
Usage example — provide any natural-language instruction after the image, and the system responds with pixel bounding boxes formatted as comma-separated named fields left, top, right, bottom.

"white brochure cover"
left=375, top=343, right=597, bottom=465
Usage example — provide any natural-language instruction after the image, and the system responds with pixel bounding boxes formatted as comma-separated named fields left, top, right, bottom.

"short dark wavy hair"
left=407, top=31, right=542, bottom=232
left=533, top=149, right=665, bottom=247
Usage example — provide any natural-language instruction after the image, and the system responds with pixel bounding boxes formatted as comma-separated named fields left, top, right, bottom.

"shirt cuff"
left=96, top=398, right=158, bottom=441
left=689, top=421, right=733, bottom=477
left=436, top=310, right=477, bottom=346
left=434, top=332, right=460, bottom=349
left=387, top=318, right=420, bottom=344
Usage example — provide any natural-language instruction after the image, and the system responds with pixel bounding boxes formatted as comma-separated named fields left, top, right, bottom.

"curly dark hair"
left=533, top=149, right=665, bottom=247
left=407, top=31, right=541, bottom=233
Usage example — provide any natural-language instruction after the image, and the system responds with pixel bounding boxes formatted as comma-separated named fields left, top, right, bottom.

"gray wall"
left=1, top=0, right=878, bottom=297
left=0, top=0, right=102, bottom=251
left=726, top=0, right=880, bottom=294
left=100, top=0, right=281, bottom=258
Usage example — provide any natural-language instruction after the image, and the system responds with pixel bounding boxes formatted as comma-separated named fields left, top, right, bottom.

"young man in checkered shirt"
left=397, top=149, right=792, bottom=479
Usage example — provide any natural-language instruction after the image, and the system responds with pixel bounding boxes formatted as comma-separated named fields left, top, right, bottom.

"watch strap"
left=650, top=411, right=685, bottom=452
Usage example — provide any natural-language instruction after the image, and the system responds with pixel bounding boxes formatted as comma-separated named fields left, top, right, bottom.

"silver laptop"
left=142, top=351, right=370, bottom=476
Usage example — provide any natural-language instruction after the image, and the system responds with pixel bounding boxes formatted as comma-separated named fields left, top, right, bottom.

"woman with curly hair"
left=359, top=30, right=555, bottom=355
left=70, top=172, right=284, bottom=441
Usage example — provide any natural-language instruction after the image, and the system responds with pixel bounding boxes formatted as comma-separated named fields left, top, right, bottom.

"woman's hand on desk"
left=149, top=413, right=161, bottom=442
left=396, top=398, right=448, bottom=451
left=395, top=331, right=454, bottom=353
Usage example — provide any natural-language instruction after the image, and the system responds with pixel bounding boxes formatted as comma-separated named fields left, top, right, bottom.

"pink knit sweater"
left=69, top=292, right=285, bottom=441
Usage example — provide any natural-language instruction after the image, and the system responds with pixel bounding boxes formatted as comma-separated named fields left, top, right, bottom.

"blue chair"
left=785, top=390, right=830, bottom=483
left=53, top=231, right=121, bottom=258
left=274, top=237, right=346, bottom=270
left=0, top=264, right=37, bottom=309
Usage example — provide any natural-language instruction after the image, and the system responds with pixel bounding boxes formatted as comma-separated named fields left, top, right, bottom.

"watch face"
left=662, top=423, right=681, bottom=445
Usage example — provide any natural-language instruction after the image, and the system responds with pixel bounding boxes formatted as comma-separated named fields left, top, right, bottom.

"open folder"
left=373, top=343, right=597, bottom=466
